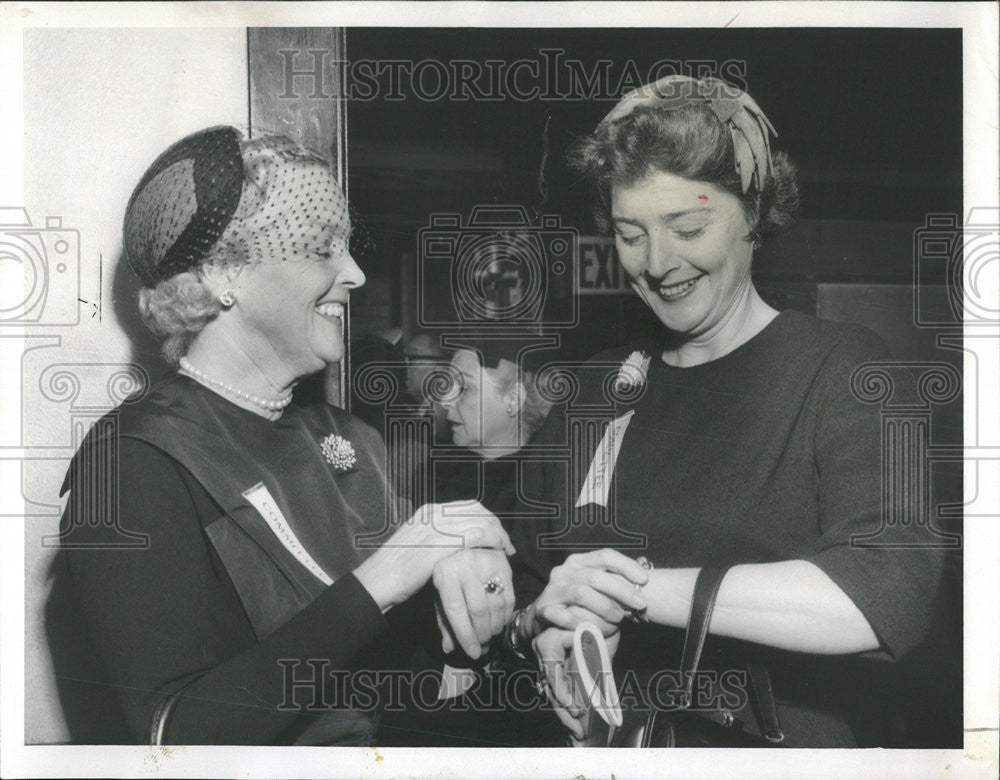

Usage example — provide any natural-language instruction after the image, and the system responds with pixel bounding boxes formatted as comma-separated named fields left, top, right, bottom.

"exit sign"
left=576, top=236, right=632, bottom=295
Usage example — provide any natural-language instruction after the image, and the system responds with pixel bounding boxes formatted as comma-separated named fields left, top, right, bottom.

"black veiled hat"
left=123, top=127, right=245, bottom=287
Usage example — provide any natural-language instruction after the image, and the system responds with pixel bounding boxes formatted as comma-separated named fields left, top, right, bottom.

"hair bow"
left=599, top=75, right=777, bottom=194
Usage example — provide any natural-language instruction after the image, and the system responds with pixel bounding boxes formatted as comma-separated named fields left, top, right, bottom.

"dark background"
left=347, top=27, right=962, bottom=346
left=346, top=27, right=963, bottom=748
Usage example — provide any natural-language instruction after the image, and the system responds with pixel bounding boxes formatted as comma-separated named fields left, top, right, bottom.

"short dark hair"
left=568, top=102, right=799, bottom=241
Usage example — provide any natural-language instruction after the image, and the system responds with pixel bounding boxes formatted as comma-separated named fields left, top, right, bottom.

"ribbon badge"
left=614, top=351, right=650, bottom=394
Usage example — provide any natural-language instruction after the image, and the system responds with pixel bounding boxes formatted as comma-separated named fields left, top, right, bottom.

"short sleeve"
left=805, top=325, right=944, bottom=660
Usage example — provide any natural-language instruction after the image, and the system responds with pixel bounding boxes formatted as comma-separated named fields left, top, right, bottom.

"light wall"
left=22, top=27, right=249, bottom=744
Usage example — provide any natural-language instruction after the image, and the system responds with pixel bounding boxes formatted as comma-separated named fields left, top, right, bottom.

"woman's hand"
left=534, top=626, right=621, bottom=742
left=527, top=549, right=649, bottom=638
left=354, top=501, right=514, bottom=612
left=432, top=548, right=515, bottom=659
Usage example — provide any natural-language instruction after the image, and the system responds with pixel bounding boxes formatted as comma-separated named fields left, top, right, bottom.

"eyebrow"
left=611, top=207, right=713, bottom=226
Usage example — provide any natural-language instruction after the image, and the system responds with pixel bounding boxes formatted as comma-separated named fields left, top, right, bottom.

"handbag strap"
left=149, top=689, right=183, bottom=745
left=677, top=566, right=729, bottom=708
left=747, top=664, right=786, bottom=743
left=615, top=565, right=787, bottom=747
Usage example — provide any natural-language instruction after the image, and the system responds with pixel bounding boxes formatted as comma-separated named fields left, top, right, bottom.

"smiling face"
left=444, top=350, right=518, bottom=454
left=226, top=166, right=365, bottom=378
left=611, top=170, right=755, bottom=338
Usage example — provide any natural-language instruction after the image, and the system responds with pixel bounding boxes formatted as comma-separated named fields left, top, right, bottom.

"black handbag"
left=608, top=567, right=786, bottom=748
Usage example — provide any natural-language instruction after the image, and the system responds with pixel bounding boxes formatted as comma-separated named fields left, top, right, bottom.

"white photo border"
left=1, top=2, right=996, bottom=778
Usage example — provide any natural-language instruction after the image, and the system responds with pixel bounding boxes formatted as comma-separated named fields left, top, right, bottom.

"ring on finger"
left=624, top=555, right=654, bottom=622
left=483, top=575, right=505, bottom=595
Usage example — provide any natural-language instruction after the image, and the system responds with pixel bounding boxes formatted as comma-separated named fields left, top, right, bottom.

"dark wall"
left=347, top=28, right=961, bottom=326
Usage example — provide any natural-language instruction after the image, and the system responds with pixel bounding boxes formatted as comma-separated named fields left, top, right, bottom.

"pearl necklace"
left=179, top=356, right=293, bottom=412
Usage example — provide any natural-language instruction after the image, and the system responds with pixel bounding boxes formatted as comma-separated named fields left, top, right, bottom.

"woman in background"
left=399, top=339, right=559, bottom=746
left=436, top=342, right=551, bottom=505
left=434, top=341, right=554, bottom=652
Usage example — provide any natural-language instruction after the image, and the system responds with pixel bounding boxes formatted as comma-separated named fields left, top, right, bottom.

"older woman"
left=510, top=76, right=943, bottom=747
left=440, top=343, right=551, bottom=476
left=59, top=127, right=515, bottom=745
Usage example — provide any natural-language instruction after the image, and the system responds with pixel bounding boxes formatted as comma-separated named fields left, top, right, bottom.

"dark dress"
left=58, top=374, right=439, bottom=745
left=520, top=310, right=947, bottom=747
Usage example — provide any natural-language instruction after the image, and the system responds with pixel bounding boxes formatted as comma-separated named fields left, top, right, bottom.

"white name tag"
left=574, top=410, right=635, bottom=509
left=242, top=482, right=333, bottom=587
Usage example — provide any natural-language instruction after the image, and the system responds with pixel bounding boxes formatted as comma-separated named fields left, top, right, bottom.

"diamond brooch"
left=320, top=434, right=356, bottom=472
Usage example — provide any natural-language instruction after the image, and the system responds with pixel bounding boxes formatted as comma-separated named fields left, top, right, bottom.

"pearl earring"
left=219, top=290, right=236, bottom=308
left=506, top=403, right=517, bottom=417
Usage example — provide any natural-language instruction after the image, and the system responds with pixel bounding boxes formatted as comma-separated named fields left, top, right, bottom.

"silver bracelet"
left=505, top=607, right=533, bottom=662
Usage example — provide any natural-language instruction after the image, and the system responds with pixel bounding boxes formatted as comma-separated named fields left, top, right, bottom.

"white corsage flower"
left=320, top=434, right=357, bottom=472
left=614, top=351, right=651, bottom=393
